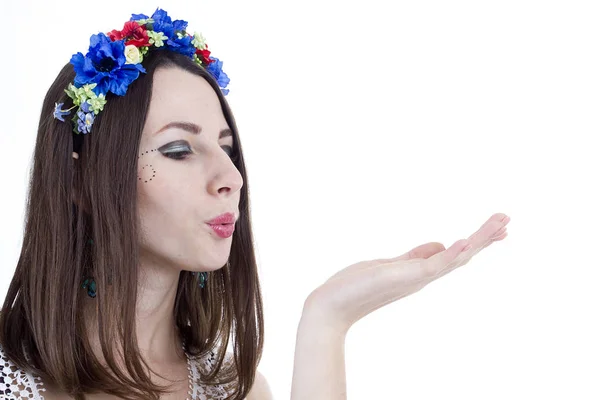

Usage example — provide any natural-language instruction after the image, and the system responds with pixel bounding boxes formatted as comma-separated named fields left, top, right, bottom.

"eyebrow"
left=153, top=121, right=232, bottom=139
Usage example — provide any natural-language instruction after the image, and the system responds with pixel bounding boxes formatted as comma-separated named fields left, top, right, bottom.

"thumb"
left=393, top=242, right=447, bottom=262
left=323, top=242, right=453, bottom=284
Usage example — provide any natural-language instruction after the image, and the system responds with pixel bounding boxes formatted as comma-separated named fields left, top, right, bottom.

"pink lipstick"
left=206, top=212, right=236, bottom=238
left=207, top=223, right=235, bottom=238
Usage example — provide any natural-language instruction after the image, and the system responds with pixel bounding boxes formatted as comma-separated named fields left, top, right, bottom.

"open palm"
left=307, top=213, right=511, bottom=334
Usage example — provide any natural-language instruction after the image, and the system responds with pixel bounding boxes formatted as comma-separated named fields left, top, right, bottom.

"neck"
left=80, top=270, right=187, bottom=368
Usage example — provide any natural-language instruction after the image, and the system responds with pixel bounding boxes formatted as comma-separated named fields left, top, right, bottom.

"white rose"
left=124, top=45, right=141, bottom=64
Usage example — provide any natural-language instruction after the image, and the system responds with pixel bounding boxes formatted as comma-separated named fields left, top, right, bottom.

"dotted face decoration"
left=138, top=149, right=158, bottom=183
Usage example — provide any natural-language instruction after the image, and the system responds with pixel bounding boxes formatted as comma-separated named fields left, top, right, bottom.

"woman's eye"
left=163, top=150, right=191, bottom=160
left=159, top=142, right=238, bottom=161
left=163, top=149, right=192, bottom=160
left=159, top=141, right=192, bottom=160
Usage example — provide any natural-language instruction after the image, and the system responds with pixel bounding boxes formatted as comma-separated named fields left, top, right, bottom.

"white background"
left=1, top=0, right=599, bottom=399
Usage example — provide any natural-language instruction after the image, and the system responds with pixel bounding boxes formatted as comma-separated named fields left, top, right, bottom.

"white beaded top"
left=0, top=343, right=235, bottom=399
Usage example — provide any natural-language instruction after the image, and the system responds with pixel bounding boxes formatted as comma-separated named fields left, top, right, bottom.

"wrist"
left=300, top=296, right=349, bottom=339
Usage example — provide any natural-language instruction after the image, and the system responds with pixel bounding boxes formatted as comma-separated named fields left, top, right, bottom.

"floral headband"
left=53, top=8, right=230, bottom=135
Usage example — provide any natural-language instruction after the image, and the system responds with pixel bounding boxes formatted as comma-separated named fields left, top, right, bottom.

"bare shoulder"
left=246, top=369, right=273, bottom=400
left=219, top=351, right=272, bottom=400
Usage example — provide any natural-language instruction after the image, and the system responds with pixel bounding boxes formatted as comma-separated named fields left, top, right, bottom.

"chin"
left=194, top=259, right=230, bottom=272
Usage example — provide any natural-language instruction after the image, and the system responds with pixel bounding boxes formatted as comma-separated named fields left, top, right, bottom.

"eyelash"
left=163, top=145, right=238, bottom=161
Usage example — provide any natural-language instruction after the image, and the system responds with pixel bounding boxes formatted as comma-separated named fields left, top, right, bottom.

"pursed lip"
left=205, top=212, right=237, bottom=225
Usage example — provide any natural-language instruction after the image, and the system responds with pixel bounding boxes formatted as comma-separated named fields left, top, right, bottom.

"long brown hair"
left=0, top=50, right=264, bottom=400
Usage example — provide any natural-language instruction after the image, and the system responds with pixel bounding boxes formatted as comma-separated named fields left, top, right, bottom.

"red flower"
left=196, top=48, right=214, bottom=65
left=108, top=21, right=150, bottom=47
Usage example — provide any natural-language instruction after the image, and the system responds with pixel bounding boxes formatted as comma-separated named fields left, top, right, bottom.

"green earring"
left=82, top=238, right=212, bottom=297
left=82, top=277, right=97, bottom=298
left=197, top=271, right=208, bottom=288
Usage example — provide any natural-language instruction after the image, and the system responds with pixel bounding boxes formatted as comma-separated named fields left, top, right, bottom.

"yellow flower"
left=148, top=31, right=168, bottom=47
left=192, top=32, right=207, bottom=50
left=88, top=94, right=107, bottom=114
left=81, top=84, right=97, bottom=99
left=193, top=54, right=203, bottom=66
left=65, top=83, right=98, bottom=106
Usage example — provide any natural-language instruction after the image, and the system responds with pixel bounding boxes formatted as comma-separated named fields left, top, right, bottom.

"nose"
left=207, top=147, right=244, bottom=196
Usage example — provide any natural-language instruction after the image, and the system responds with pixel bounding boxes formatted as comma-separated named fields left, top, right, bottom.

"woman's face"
left=136, top=67, right=243, bottom=273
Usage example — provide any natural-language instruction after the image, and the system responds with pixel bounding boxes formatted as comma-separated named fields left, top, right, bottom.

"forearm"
left=290, top=304, right=348, bottom=400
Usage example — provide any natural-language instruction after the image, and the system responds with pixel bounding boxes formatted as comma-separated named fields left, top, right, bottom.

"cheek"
left=136, top=155, right=205, bottom=225
left=137, top=155, right=178, bottom=196
left=137, top=163, right=198, bottom=217
left=137, top=162, right=156, bottom=184
left=138, top=172, right=182, bottom=211
left=137, top=179, right=191, bottom=248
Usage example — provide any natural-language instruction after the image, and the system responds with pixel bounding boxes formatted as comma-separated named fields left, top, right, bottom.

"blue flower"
left=70, top=33, right=146, bottom=97
left=80, top=100, right=91, bottom=113
left=151, top=8, right=188, bottom=38
left=53, top=102, right=72, bottom=122
left=206, top=57, right=230, bottom=95
left=77, top=108, right=95, bottom=134
left=130, top=9, right=187, bottom=33
left=130, top=13, right=149, bottom=21
left=166, top=34, right=196, bottom=58
left=142, top=8, right=193, bottom=56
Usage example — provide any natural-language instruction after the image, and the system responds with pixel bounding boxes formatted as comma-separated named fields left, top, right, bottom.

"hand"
left=304, top=213, right=511, bottom=335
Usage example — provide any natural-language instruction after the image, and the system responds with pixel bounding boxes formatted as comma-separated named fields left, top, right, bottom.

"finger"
left=352, top=242, right=448, bottom=279
left=477, top=229, right=507, bottom=253
left=344, top=239, right=470, bottom=304
left=326, top=242, right=448, bottom=283
left=328, top=214, right=510, bottom=284
left=356, top=242, right=447, bottom=271
left=399, top=242, right=447, bottom=261
left=493, top=230, right=508, bottom=241
left=400, top=214, right=509, bottom=265
left=416, top=239, right=471, bottom=279
left=388, top=214, right=509, bottom=274
left=437, top=225, right=510, bottom=279
left=435, top=230, right=509, bottom=280
left=467, top=214, right=509, bottom=241
left=465, top=231, right=507, bottom=261
left=380, top=242, right=447, bottom=263
left=491, top=227, right=507, bottom=240
left=462, top=214, right=511, bottom=259
left=468, top=227, right=509, bottom=256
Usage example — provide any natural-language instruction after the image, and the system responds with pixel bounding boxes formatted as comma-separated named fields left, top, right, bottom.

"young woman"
left=0, top=8, right=510, bottom=400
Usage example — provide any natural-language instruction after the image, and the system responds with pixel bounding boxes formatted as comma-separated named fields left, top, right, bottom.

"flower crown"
left=53, top=8, right=230, bottom=135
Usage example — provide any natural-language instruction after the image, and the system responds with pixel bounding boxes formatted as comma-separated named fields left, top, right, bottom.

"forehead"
left=142, top=67, right=228, bottom=139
